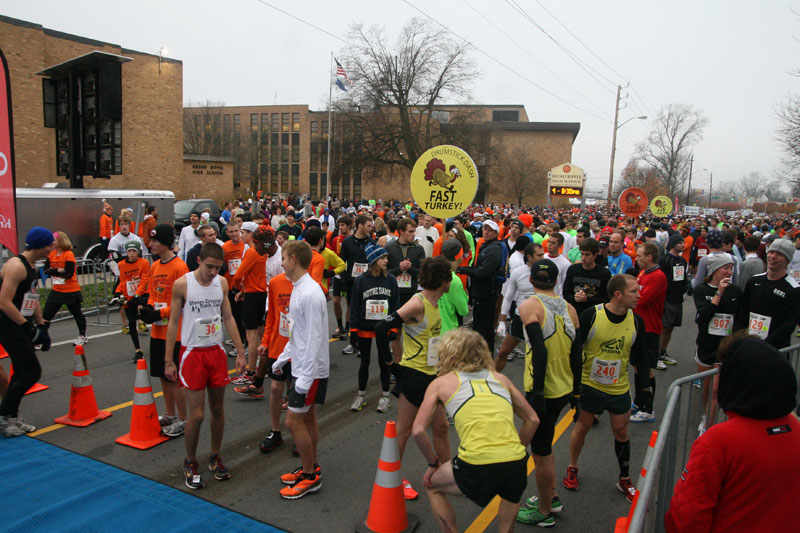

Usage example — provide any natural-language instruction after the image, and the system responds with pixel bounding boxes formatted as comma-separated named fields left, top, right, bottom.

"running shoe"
left=208, top=454, right=231, bottom=481
left=403, top=478, right=419, bottom=500
left=0, top=416, right=24, bottom=438
left=517, top=500, right=555, bottom=527
left=131, top=350, right=144, bottom=364
left=338, top=328, right=349, bottom=340
left=376, top=396, right=391, bottom=413
left=697, top=414, right=707, bottom=436
left=630, top=410, right=656, bottom=423
left=121, top=324, right=130, bottom=335
left=225, top=338, right=234, bottom=346
left=233, top=384, right=264, bottom=399
left=137, top=322, right=148, bottom=333
left=617, top=477, right=636, bottom=503
left=525, top=495, right=563, bottom=513
left=333, top=326, right=346, bottom=339
left=158, top=414, right=177, bottom=427
left=184, top=459, right=204, bottom=490
left=658, top=352, right=678, bottom=365
left=350, top=395, right=366, bottom=412
left=513, top=348, right=526, bottom=359
left=281, top=464, right=321, bottom=484
left=227, top=348, right=239, bottom=358
left=342, top=344, right=356, bottom=355
left=162, top=419, right=186, bottom=437
left=259, top=431, right=284, bottom=453
left=630, top=402, right=640, bottom=414
left=563, top=466, right=579, bottom=490
left=506, top=353, right=515, bottom=361
left=230, top=372, right=255, bottom=386
left=74, top=335, right=89, bottom=346
left=656, top=359, right=668, bottom=371
left=280, top=474, right=321, bottom=500
left=11, top=416, right=35, bottom=434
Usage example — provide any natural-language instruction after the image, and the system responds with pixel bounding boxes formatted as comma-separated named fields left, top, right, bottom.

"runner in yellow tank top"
left=517, top=259, right=582, bottom=526
left=412, top=329, right=538, bottom=533
left=374, top=256, right=452, bottom=501
left=566, top=274, right=649, bottom=505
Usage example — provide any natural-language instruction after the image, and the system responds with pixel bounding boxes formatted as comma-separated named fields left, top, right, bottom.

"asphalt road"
left=11, top=298, right=710, bottom=532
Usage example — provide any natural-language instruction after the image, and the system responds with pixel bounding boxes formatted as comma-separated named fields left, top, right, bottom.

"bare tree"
left=183, top=100, right=226, bottom=155
left=636, top=104, right=708, bottom=197
left=615, top=158, right=666, bottom=199
left=341, top=19, right=480, bottom=170
left=498, top=145, right=546, bottom=206
left=737, top=171, right=767, bottom=199
left=775, top=94, right=800, bottom=193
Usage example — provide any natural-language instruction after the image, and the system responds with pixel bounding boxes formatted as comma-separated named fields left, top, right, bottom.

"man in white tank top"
left=165, top=243, right=245, bottom=490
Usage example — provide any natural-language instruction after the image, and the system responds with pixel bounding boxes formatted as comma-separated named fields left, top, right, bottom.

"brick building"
left=185, top=102, right=579, bottom=206
left=0, top=15, right=187, bottom=195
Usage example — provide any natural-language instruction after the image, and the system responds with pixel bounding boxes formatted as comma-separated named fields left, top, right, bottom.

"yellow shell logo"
left=411, top=145, right=478, bottom=219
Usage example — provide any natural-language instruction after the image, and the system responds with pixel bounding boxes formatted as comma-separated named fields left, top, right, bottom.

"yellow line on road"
left=465, top=409, right=575, bottom=533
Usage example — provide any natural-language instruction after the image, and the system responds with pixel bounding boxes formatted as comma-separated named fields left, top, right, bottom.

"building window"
left=492, top=110, right=519, bottom=122
left=282, top=113, right=289, bottom=132
left=223, top=114, right=231, bottom=132
left=292, top=132, right=300, bottom=145
left=311, top=121, right=320, bottom=139
left=311, top=157, right=319, bottom=171
left=353, top=172, right=362, bottom=198
left=261, top=113, right=269, bottom=132
left=270, top=175, right=278, bottom=192
left=310, top=142, right=319, bottom=155
left=250, top=114, right=258, bottom=132
left=292, top=112, right=300, bottom=132
left=292, top=145, right=299, bottom=162
left=322, top=121, right=329, bottom=140
left=321, top=172, right=327, bottom=194
left=281, top=133, right=289, bottom=145
left=281, top=147, right=289, bottom=163
left=194, top=115, right=201, bottom=131
left=291, top=164, right=299, bottom=191
left=271, top=163, right=279, bottom=176
left=271, top=133, right=279, bottom=145
left=233, top=114, right=241, bottom=131
left=271, top=113, right=279, bottom=132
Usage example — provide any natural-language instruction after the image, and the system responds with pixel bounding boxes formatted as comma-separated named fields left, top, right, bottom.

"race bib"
left=126, top=279, right=139, bottom=295
left=791, top=270, right=800, bottom=281
left=698, top=248, right=708, bottom=257
left=707, top=313, right=733, bottom=336
left=352, top=262, right=368, bottom=278
left=228, top=258, right=241, bottom=275
left=21, top=292, right=39, bottom=317
left=397, top=273, right=412, bottom=289
left=590, top=358, right=621, bottom=385
left=748, top=312, right=771, bottom=340
left=365, top=299, right=388, bottom=321
left=52, top=276, right=65, bottom=285
left=672, top=265, right=685, bottom=281
left=196, top=315, right=222, bottom=343
left=153, top=302, right=168, bottom=326
left=279, top=312, right=293, bottom=338
left=427, top=336, right=442, bottom=367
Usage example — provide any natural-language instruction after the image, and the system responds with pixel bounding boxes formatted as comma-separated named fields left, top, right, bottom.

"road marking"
left=465, top=409, right=575, bottom=533
left=50, top=330, right=121, bottom=348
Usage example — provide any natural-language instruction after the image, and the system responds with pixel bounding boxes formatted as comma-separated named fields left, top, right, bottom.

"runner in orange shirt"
left=117, top=241, right=150, bottom=363
left=42, top=231, right=87, bottom=345
left=222, top=222, right=248, bottom=351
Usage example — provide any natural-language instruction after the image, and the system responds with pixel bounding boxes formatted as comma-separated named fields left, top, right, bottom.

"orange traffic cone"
left=54, top=344, right=112, bottom=427
left=8, top=364, right=48, bottom=394
left=115, top=358, right=170, bottom=449
left=357, top=421, right=419, bottom=533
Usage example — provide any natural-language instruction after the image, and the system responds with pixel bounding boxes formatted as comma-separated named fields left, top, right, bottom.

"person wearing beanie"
left=348, top=243, right=398, bottom=414
left=138, top=222, right=189, bottom=437
left=691, top=252, right=741, bottom=433
left=0, top=227, right=55, bottom=437
left=691, top=228, right=729, bottom=289
left=115, top=240, right=151, bottom=364
left=734, top=238, right=800, bottom=349
left=665, top=336, right=800, bottom=532
left=656, top=233, right=689, bottom=367
left=340, top=215, right=377, bottom=355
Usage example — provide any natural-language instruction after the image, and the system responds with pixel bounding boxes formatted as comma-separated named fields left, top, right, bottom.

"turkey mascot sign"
left=410, top=145, right=478, bottom=219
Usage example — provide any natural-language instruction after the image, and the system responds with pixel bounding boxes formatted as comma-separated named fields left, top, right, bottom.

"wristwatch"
left=428, top=455, right=440, bottom=468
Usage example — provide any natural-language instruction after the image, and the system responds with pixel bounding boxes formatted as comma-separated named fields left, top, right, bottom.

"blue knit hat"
left=25, top=227, right=55, bottom=249
left=365, top=243, right=387, bottom=265
left=706, top=229, right=724, bottom=249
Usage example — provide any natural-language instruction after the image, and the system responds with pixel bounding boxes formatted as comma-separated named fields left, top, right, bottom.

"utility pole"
left=686, top=155, right=694, bottom=206
left=606, top=84, right=622, bottom=213
left=707, top=172, right=713, bottom=208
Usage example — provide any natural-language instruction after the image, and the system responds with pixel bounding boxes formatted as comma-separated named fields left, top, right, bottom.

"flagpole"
left=325, top=52, right=333, bottom=203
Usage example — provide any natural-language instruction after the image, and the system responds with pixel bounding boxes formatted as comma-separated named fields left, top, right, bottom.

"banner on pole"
left=0, top=47, right=17, bottom=254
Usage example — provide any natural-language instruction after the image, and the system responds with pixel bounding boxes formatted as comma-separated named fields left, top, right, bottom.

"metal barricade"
left=38, top=257, right=121, bottom=327
left=629, top=344, right=800, bottom=532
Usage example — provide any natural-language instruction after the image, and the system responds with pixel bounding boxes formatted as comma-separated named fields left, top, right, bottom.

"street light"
left=158, top=47, right=168, bottom=74
left=606, top=110, right=647, bottom=212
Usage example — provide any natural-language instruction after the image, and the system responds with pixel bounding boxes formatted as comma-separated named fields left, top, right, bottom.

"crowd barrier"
left=627, top=343, right=800, bottom=532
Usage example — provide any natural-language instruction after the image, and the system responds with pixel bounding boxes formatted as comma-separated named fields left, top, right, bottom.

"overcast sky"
left=4, top=0, right=799, bottom=193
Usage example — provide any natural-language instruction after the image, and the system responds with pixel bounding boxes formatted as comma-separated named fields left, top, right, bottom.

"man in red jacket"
left=630, top=243, right=666, bottom=423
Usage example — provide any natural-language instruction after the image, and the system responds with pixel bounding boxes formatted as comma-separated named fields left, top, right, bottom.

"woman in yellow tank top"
left=412, top=329, right=538, bottom=533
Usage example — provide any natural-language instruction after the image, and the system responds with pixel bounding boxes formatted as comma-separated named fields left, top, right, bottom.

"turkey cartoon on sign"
left=424, top=158, right=461, bottom=193
left=625, top=190, right=642, bottom=209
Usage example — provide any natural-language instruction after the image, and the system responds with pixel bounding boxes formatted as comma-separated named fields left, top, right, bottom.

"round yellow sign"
left=650, top=196, right=673, bottom=217
left=410, top=145, right=479, bottom=219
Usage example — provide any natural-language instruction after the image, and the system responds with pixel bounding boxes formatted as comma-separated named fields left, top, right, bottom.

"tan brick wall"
left=183, top=158, right=234, bottom=204
left=1, top=17, right=182, bottom=192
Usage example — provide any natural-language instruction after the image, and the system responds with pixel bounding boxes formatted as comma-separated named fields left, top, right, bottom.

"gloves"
left=496, top=321, right=507, bottom=338
left=569, top=393, right=581, bottom=422
left=323, top=269, right=335, bottom=278
left=23, top=322, right=51, bottom=352
left=139, top=305, right=162, bottom=324
left=44, top=268, right=59, bottom=277
left=529, top=391, right=547, bottom=418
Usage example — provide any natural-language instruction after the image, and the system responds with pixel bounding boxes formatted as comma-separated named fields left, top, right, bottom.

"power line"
left=506, top=0, right=617, bottom=94
left=460, top=0, right=608, bottom=115
left=629, top=83, right=652, bottom=116
left=400, top=0, right=612, bottom=123
left=254, top=0, right=352, bottom=46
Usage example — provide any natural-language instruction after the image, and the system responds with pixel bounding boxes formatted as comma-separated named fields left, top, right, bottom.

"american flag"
left=334, top=58, right=352, bottom=92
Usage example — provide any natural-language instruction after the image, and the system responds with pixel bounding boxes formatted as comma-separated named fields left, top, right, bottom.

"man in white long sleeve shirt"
left=178, top=211, right=202, bottom=261
left=546, top=232, right=571, bottom=296
left=271, top=240, right=329, bottom=500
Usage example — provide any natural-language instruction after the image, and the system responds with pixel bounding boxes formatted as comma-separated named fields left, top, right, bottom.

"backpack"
left=494, top=240, right=510, bottom=286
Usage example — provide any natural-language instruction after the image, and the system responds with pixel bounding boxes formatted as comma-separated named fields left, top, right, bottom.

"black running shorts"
left=149, top=337, right=183, bottom=379
left=580, top=384, right=631, bottom=416
left=452, top=455, right=528, bottom=507
left=528, top=393, right=569, bottom=456
left=398, top=365, right=437, bottom=408
left=242, top=292, right=267, bottom=329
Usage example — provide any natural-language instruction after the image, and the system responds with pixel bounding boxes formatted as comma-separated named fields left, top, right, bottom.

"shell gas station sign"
left=548, top=164, right=585, bottom=197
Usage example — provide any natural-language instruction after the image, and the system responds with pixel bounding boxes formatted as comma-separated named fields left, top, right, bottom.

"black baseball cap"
left=531, top=258, right=558, bottom=284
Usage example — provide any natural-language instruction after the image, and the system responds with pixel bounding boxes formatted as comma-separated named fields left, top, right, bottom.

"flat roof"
left=36, top=50, right=133, bottom=77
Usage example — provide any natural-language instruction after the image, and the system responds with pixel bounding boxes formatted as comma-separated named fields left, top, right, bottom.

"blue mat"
left=0, top=437, right=284, bottom=532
